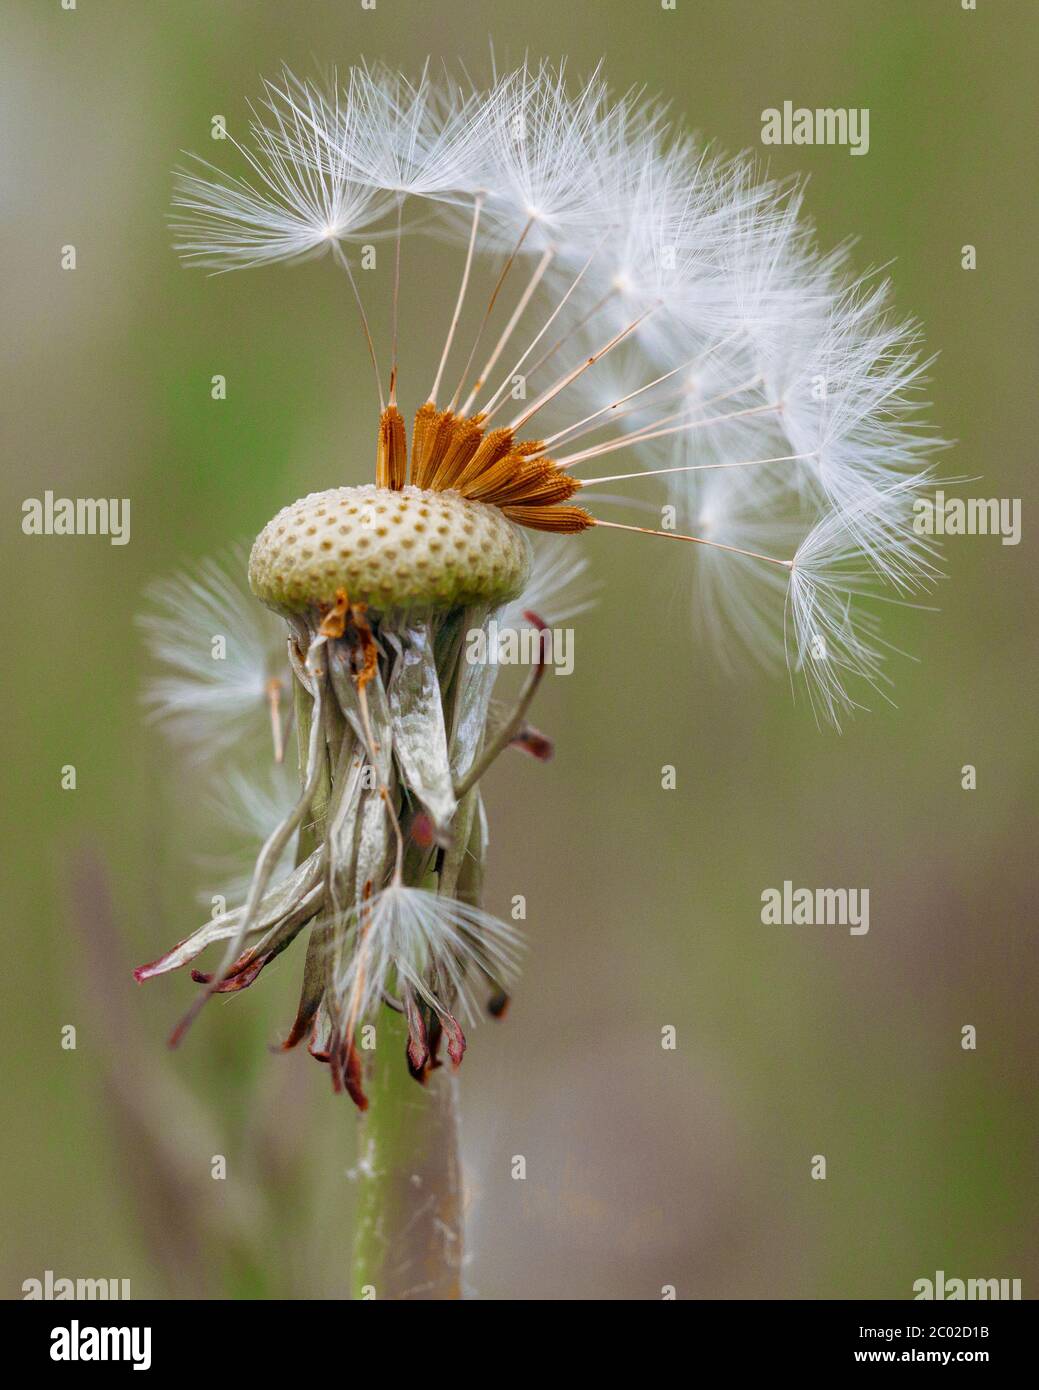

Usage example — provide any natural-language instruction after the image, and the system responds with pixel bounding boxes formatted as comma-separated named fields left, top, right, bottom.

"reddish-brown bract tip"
left=487, top=990, right=511, bottom=1019
left=510, top=723, right=554, bottom=761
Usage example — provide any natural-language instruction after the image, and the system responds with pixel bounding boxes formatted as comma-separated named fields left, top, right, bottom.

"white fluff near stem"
left=334, top=884, right=523, bottom=1029
left=136, top=552, right=288, bottom=755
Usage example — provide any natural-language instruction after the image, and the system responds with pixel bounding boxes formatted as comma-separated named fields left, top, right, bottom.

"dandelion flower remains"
left=138, top=59, right=944, bottom=1296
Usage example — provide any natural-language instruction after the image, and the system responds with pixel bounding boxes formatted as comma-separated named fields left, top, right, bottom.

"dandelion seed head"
left=139, top=57, right=949, bottom=1096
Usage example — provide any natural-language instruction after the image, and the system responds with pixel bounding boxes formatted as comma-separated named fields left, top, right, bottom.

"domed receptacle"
left=249, top=484, right=531, bottom=613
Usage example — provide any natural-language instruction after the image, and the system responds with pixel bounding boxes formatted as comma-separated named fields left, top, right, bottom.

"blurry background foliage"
left=3, top=0, right=1036, bottom=1299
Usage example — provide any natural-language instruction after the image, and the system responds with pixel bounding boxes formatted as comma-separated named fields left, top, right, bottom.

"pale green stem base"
left=350, top=1006, right=464, bottom=1300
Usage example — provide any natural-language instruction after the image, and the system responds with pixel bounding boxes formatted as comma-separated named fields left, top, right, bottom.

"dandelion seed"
left=171, top=75, right=388, bottom=269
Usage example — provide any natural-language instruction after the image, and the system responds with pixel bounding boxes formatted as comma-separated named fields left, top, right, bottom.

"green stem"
left=350, top=1006, right=464, bottom=1300
left=347, top=625, right=496, bottom=1300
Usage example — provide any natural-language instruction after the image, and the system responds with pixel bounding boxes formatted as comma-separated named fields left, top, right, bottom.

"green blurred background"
left=4, top=0, right=1036, bottom=1299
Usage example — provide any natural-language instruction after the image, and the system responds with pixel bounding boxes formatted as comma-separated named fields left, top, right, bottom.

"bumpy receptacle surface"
left=249, top=485, right=530, bottom=611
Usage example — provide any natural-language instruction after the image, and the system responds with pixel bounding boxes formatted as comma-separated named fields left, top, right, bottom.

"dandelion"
left=142, top=61, right=944, bottom=1297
